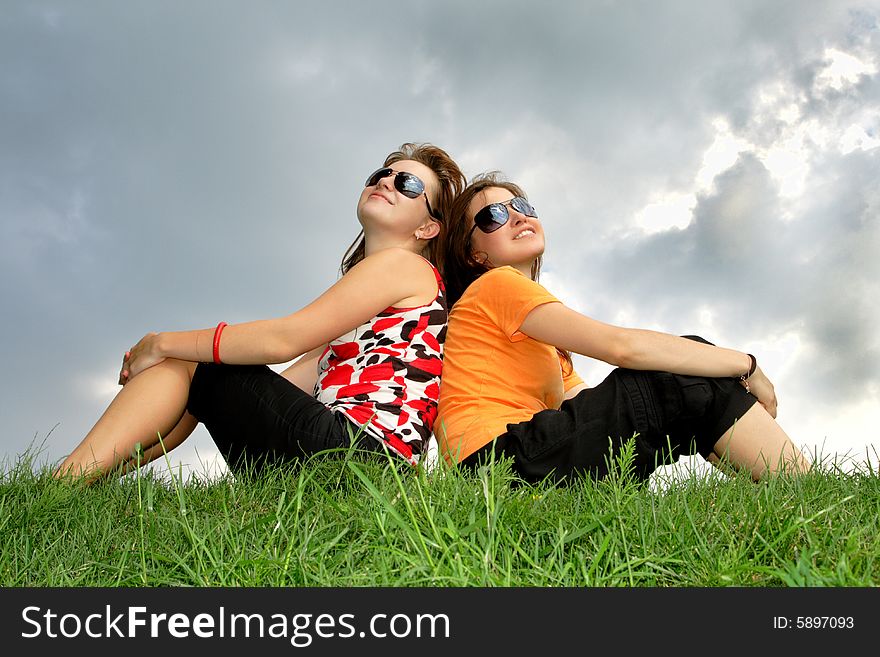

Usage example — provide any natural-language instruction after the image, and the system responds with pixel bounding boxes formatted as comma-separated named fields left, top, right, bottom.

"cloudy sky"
left=2, top=0, right=878, bottom=480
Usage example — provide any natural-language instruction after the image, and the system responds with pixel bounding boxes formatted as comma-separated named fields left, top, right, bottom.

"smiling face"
left=467, top=186, right=546, bottom=276
left=357, top=159, right=441, bottom=239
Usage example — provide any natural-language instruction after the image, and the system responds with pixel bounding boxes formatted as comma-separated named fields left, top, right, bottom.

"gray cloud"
left=576, top=149, right=879, bottom=408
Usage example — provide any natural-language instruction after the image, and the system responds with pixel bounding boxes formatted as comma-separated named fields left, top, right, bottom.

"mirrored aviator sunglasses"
left=473, top=196, right=537, bottom=233
left=365, top=167, right=441, bottom=219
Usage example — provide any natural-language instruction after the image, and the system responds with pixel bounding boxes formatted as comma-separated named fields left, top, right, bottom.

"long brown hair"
left=443, top=171, right=572, bottom=372
left=442, top=172, right=542, bottom=306
left=340, top=143, right=465, bottom=275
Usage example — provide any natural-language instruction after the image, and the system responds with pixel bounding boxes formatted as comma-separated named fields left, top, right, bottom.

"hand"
left=741, top=365, right=777, bottom=418
left=118, top=350, right=130, bottom=385
left=119, top=332, right=165, bottom=384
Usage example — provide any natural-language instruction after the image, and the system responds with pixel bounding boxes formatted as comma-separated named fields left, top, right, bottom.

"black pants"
left=463, top=336, right=757, bottom=484
left=187, top=363, right=385, bottom=473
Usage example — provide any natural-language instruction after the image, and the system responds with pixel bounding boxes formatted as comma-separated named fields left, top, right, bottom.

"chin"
left=357, top=204, right=386, bottom=225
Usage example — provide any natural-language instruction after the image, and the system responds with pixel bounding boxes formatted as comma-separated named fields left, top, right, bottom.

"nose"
left=509, top=209, right=527, bottom=226
left=376, top=172, right=395, bottom=190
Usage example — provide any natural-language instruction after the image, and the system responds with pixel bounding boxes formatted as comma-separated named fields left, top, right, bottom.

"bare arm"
left=519, top=301, right=777, bottom=416
left=563, top=382, right=589, bottom=400
left=123, top=248, right=436, bottom=379
left=279, top=345, right=325, bottom=393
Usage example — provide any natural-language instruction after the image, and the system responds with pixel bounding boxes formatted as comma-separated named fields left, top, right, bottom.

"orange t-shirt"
left=436, top=266, right=584, bottom=463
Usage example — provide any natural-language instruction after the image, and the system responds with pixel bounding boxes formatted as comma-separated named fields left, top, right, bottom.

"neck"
left=512, top=261, right=534, bottom=278
left=363, top=231, right=421, bottom=258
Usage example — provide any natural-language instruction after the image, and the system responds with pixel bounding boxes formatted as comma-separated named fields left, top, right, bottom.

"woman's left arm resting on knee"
left=519, top=301, right=777, bottom=415
left=124, top=249, right=428, bottom=379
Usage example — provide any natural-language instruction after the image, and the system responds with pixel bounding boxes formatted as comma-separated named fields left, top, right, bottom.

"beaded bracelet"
left=740, top=353, right=757, bottom=393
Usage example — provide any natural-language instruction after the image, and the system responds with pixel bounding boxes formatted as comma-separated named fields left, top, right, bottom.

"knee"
left=162, top=358, right=198, bottom=383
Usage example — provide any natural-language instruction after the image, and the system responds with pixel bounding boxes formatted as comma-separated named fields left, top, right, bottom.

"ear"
left=417, top=219, right=441, bottom=241
left=472, top=250, right=490, bottom=265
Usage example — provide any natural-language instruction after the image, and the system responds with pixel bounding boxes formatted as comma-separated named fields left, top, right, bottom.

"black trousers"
left=463, top=336, right=757, bottom=484
left=187, top=363, right=384, bottom=473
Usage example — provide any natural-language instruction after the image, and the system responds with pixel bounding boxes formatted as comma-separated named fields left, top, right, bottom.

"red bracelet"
left=212, top=322, right=228, bottom=364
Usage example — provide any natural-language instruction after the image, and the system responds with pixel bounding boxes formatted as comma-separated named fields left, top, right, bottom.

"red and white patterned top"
left=314, top=260, right=447, bottom=464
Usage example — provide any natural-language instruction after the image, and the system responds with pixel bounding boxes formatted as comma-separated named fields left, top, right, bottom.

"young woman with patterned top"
left=55, top=143, right=465, bottom=482
left=436, top=172, right=810, bottom=484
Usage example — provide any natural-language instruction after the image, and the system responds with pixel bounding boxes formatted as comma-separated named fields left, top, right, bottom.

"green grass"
left=1, top=443, right=878, bottom=587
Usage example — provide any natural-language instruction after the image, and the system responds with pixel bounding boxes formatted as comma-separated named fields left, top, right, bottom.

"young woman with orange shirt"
left=436, top=173, right=809, bottom=483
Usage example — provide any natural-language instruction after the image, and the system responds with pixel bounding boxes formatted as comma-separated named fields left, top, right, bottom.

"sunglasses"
left=472, top=196, right=538, bottom=234
left=365, top=167, right=441, bottom=220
